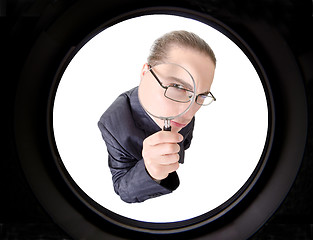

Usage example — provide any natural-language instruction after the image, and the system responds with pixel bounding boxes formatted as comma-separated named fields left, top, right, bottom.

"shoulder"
left=99, top=87, right=136, bottom=127
left=98, top=87, right=144, bottom=156
left=100, top=87, right=135, bottom=117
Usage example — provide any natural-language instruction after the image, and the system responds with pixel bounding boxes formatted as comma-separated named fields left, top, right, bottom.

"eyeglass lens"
left=165, top=85, right=193, bottom=103
left=196, top=94, right=215, bottom=106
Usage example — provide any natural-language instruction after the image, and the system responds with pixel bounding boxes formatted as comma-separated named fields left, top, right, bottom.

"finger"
left=145, top=131, right=183, bottom=146
left=161, top=161, right=179, bottom=174
left=148, top=142, right=180, bottom=156
left=158, top=153, right=180, bottom=165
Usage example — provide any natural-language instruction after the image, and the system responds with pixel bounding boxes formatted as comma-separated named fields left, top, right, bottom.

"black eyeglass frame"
left=148, top=64, right=216, bottom=106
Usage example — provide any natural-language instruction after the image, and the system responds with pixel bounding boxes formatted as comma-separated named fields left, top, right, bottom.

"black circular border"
left=48, top=7, right=274, bottom=232
left=13, top=2, right=307, bottom=240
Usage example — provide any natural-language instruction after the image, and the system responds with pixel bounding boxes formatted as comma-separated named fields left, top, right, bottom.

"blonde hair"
left=147, top=30, right=216, bottom=66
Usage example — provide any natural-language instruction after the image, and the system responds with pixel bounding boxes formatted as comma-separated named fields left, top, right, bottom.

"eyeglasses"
left=149, top=65, right=216, bottom=106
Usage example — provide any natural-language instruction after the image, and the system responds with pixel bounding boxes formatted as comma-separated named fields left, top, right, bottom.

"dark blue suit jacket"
left=98, top=87, right=195, bottom=203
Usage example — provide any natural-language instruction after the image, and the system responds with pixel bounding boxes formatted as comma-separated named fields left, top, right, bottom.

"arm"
left=98, top=121, right=178, bottom=203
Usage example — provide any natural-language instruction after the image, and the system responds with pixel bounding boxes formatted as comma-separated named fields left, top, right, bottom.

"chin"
left=172, top=126, right=183, bottom=133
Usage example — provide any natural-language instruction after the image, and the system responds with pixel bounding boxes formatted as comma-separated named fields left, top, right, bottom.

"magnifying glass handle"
left=163, top=119, right=171, bottom=131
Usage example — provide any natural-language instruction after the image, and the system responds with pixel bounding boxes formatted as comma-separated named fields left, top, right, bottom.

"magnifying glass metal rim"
left=139, top=62, right=197, bottom=130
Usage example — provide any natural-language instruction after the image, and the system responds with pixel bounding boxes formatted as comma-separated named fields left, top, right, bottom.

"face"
left=140, top=45, right=215, bottom=132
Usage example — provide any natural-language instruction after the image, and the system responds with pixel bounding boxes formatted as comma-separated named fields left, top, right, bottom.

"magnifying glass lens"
left=138, top=63, right=196, bottom=130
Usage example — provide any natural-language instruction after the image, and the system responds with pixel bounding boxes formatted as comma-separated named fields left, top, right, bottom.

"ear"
left=140, top=63, right=149, bottom=78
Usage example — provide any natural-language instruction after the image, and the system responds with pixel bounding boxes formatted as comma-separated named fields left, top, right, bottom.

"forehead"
left=166, top=45, right=215, bottom=92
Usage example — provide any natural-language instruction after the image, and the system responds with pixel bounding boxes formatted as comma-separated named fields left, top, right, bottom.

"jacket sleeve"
left=98, top=121, right=179, bottom=203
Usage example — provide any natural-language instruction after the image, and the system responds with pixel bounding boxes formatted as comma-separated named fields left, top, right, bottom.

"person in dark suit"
left=98, top=30, right=216, bottom=203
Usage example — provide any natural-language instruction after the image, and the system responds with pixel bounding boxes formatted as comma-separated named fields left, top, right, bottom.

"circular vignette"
left=13, top=3, right=307, bottom=240
left=49, top=9, right=273, bottom=232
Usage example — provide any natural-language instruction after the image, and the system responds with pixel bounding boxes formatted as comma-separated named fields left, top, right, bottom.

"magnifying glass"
left=138, top=63, right=196, bottom=131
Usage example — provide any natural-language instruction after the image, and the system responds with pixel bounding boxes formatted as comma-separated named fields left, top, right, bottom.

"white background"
left=53, top=15, right=268, bottom=223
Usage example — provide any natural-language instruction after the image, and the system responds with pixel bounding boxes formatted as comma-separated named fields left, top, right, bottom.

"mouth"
left=171, top=121, right=187, bottom=128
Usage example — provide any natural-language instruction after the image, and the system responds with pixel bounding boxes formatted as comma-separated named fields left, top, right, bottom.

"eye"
left=170, top=83, right=193, bottom=93
left=171, top=83, right=185, bottom=89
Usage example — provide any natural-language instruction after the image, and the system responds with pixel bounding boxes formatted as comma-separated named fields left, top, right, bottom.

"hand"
left=142, top=131, right=183, bottom=181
